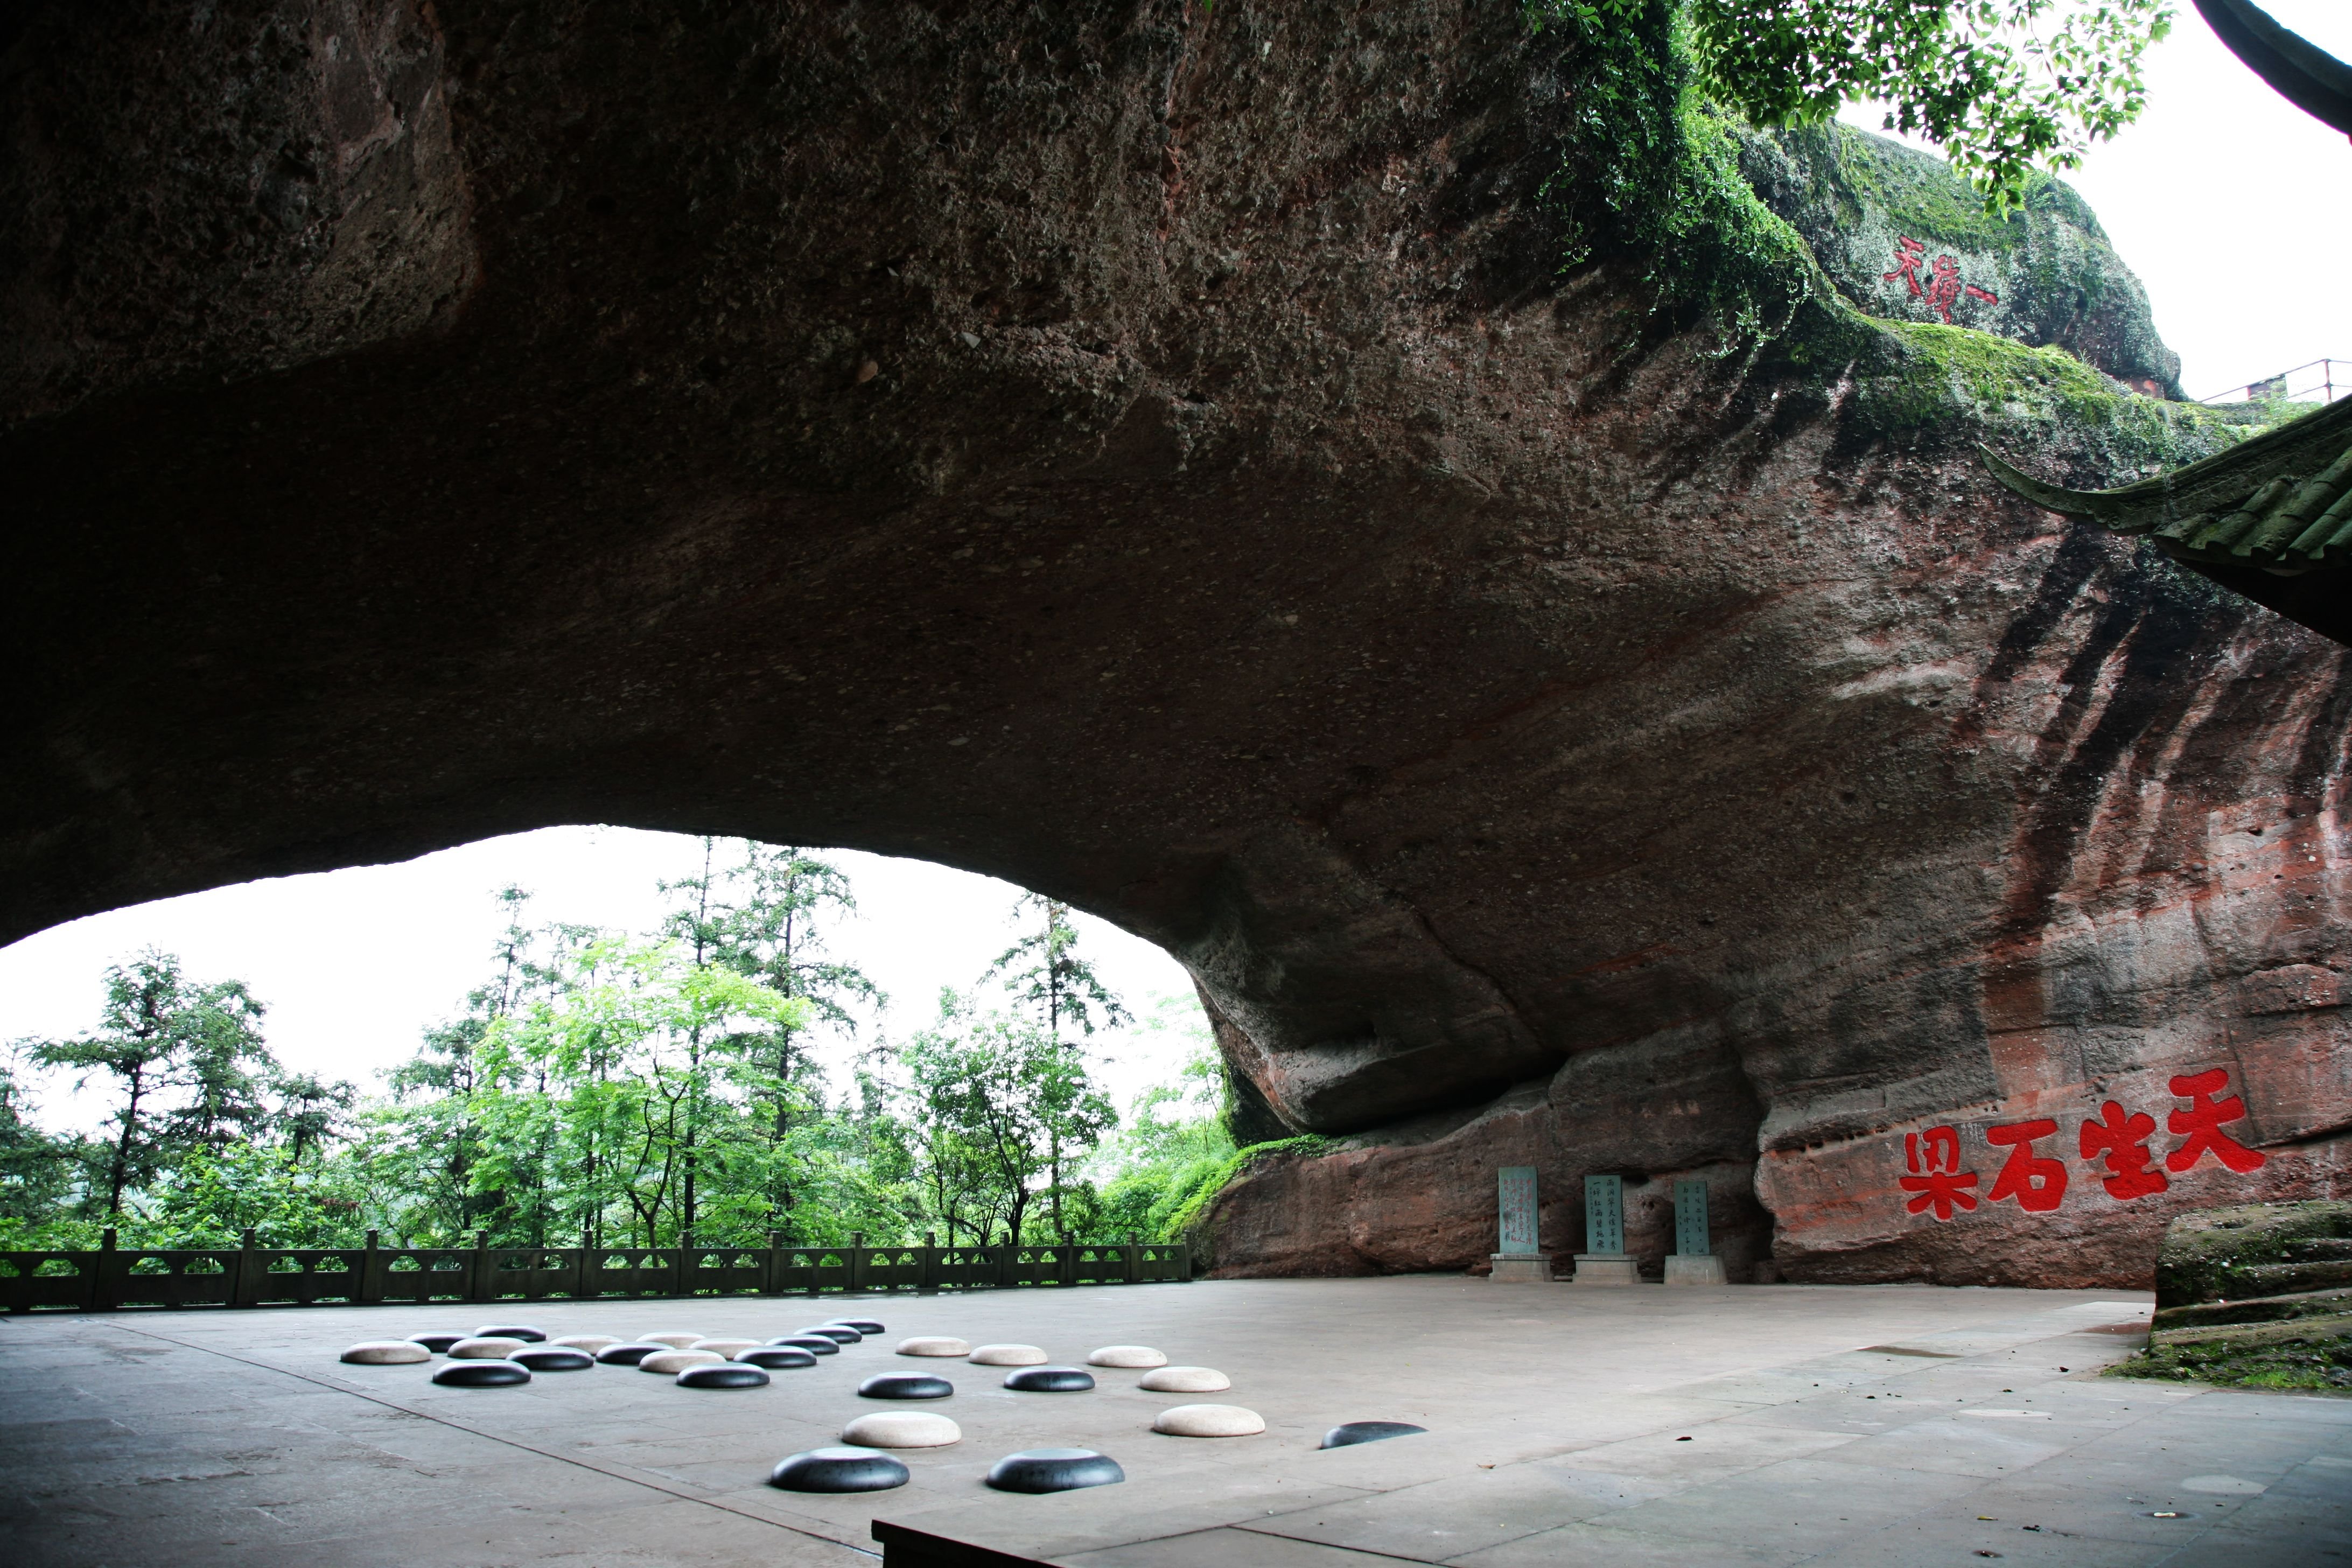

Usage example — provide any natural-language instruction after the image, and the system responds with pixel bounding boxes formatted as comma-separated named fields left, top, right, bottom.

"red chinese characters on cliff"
left=1902, top=1072, right=2265, bottom=1222
left=1884, top=237, right=2000, bottom=325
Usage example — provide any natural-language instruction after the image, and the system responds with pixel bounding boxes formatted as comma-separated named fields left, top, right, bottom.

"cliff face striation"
left=3, top=1, right=2344, bottom=1289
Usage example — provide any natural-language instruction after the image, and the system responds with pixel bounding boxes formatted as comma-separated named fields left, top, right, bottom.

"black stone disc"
left=475, top=1324, right=548, bottom=1342
left=1003, top=1366, right=1095, bottom=1393
left=797, top=1325, right=862, bottom=1343
left=858, top=1373, right=953, bottom=1400
left=1319, top=1422, right=1429, bottom=1450
left=737, top=1346, right=818, bottom=1369
left=768, top=1446, right=909, bottom=1493
left=431, top=1360, right=531, bottom=1388
left=827, top=1318, right=886, bottom=1335
left=773, top=1335, right=839, bottom=1355
left=511, top=1346, right=594, bottom=1371
left=407, top=1333, right=465, bottom=1354
left=677, top=1362, right=771, bottom=1389
left=985, top=1448, right=1125, bottom=1494
left=596, top=1342, right=669, bottom=1366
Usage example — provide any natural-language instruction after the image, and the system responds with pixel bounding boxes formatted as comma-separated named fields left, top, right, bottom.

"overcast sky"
left=6, top=4, right=2349, bottom=1128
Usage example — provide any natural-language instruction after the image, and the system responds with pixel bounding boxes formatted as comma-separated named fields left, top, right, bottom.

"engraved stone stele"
left=1003, top=1366, right=1094, bottom=1392
left=512, top=1346, right=595, bottom=1371
left=341, top=1340, right=431, bottom=1365
left=407, top=1332, right=465, bottom=1354
left=799, top=1325, right=862, bottom=1343
left=896, top=1336, right=971, bottom=1357
left=1574, top=1172, right=1639, bottom=1284
left=737, top=1346, right=818, bottom=1369
left=691, top=1338, right=761, bottom=1356
left=1319, top=1422, right=1427, bottom=1449
left=828, top=1318, right=887, bottom=1335
left=677, top=1362, right=770, bottom=1389
left=596, top=1341, right=667, bottom=1366
left=475, top=1324, right=548, bottom=1342
left=985, top=1447, right=1125, bottom=1494
left=841, top=1411, right=961, bottom=1448
left=1151, top=1404, right=1265, bottom=1437
left=969, top=1343, right=1048, bottom=1366
left=769, top=1446, right=911, bottom=1492
left=1489, top=1166, right=1554, bottom=1282
left=449, top=1336, right=529, bottom=1359
left=860, top=1372, right=954, bottom=1399
left=1137, top=1366, right=1229, bottom=1393
left=640, top=1332, right=705, bottom=1348
left=1667, top=1177, right=1724, bottom=1284
left=552, top=1335, right=620, bottom=1354
left=1086, top=1345, right=1166, bottom=1368
left=432, top=1360, right=530, bottom=1387
left=640, top=1348, right=725, bottom=1374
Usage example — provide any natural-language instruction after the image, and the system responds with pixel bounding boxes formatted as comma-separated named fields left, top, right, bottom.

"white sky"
left=0, top=832, right=1206, bottom=1135
left=6, top=3, right=2349, bottom=1130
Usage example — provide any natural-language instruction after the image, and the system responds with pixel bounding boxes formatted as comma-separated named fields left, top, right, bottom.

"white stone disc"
left=691, top=1338, right=760, bottom=1356
left=550, top=1335, right=620, bottom=1353
left=968, top=1343, right=1047, bottom=1366
left=340, top=1340, right=431, bottom=1365
left=895, top=1336, right=971, bottom=1357
left=1138, top=1365, right=1229, bottom=1392
left=639, top=1332, right=705, bottom=1348
left=640, top=1349, right=724, bottom=1374
left=842, top=1411, right=961, bottom=1448
left=1152, top=1404, right=1265, bottom=1437
left=448, top=1336, right=528, bottom=1360
left=1087, top=1345, right=1168, bottom=1368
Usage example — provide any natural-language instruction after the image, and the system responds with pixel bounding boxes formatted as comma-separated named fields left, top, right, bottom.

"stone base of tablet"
left=1487, top=1252, right=1555, bottom=1283
left=1664, top=1254, right=1727, bottom=1285
left=769, top=1446, right=911, bottom=1492
left=985, top=1448, right=1125, bottom=1493
left=1572, top=1253, right=1640, bottom=1285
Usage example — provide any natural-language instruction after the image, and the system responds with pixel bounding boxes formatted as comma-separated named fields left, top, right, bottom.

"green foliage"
left=1551, top=0, right=2173, bottom=211
left=2113, top=1330, right=2352, bottom=1391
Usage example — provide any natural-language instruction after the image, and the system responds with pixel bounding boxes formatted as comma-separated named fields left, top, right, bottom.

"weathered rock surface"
left=2129, top=1201, right=2352, bottom=1389
left=4, top=2, right=2347, bottom=1290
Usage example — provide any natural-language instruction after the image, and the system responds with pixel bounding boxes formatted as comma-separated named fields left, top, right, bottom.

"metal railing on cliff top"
left=0, top=1228, right=1193, bottom=1314
left=2199, top=358, right=2351, bottom=406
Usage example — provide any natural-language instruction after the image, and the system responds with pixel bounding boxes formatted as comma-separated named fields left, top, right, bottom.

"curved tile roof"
left=1985, top=395, right=2352, bottom=574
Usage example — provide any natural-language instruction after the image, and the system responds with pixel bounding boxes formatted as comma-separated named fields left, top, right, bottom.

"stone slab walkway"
left=1, top=1277, right=2344, bottom=1566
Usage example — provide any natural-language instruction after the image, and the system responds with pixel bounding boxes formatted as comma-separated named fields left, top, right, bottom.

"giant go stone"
left=984, top=1448, right=1125, bottom=1494
left=860, top=1373, right=953, bottom=1400
left=768, top=1446, right=909, bottom=1493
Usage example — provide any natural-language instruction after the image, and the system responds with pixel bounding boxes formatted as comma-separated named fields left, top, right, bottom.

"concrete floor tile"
left=1065, top=1525, right=1424, bottom=1565
left=1562, top=1422, right=1865, bottom=1481
left=1441, top=1517, right=1812, bottom=1567
left=1243, top=1464, right=1679, bottom=1559
left=1800, top=1516, right=2167, bottom=1567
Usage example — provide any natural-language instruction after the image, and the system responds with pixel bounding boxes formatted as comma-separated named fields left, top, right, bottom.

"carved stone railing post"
left=920, top=1233, right=940, bottom=1294
left=92, top=1226, right=122, bottom=1312
left=676, top=1231, right=695, bottom=1299
left=764, top=1230, right=784, bottom=1296
left=232, top=1228, right=261, bottom=1308
left=470, top=1230, right=492, bottom=1303
left=359, top=1229, right=384, bottom=1305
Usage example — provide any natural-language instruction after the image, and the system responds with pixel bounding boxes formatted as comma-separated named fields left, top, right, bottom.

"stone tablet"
left=341, top=1340, right=431, bottom=1366
left=511, top=1346, right=594, bottom=1372
left=596, top=1342, right=667, bottom=1366
left=448, top=1336, right=528, bottom=1360
left=677, top=1362, right=770, bottom=1389
left=639, top=1348, right=724, bottom=1375
left=968, top=1343, right=1047, bottom=1366
left=1151, top=1404, right=1264, bottom=1437
left=737, top=1346, right=818, bottom=1369
left=639, top=1332, right=705, bottom=1348
left=1003, top=1367, right=1094, bottom=1393
left=691, top=1338, right=760, bottom=1356
left=859, top=1372, right=954, bottom=1400
left=828, top=1319, right=887, bottom=1335
left=775, top=1335, right=840, bottom=1355
left=1086, top=1346, right=1167, bottom=1368
left=798, top=1325, right=862, bottom=1343
left=475, top=1324, right=548, bottom=1342
left=985, top=1448, right=1125, bottom=1494
left=841, top=1411, right=960, bottom=1448
left=1137, top=1366, right=1229, bottom=1393
left=895, top=1336, right=970, bottom=1357
left=551, top=1335, right=620, bottom=1354
left=1319, top=1421, right=1427, bottom=1450
left=431, top=1360, right=530, bottom=1388
left=768, top=1446, right=909, bottom=1493
left=407, top=1333, right=465, bottom=1354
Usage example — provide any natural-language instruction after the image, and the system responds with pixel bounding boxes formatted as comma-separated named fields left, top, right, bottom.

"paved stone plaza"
left=2, top=1278, right=2346, bottom=1566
